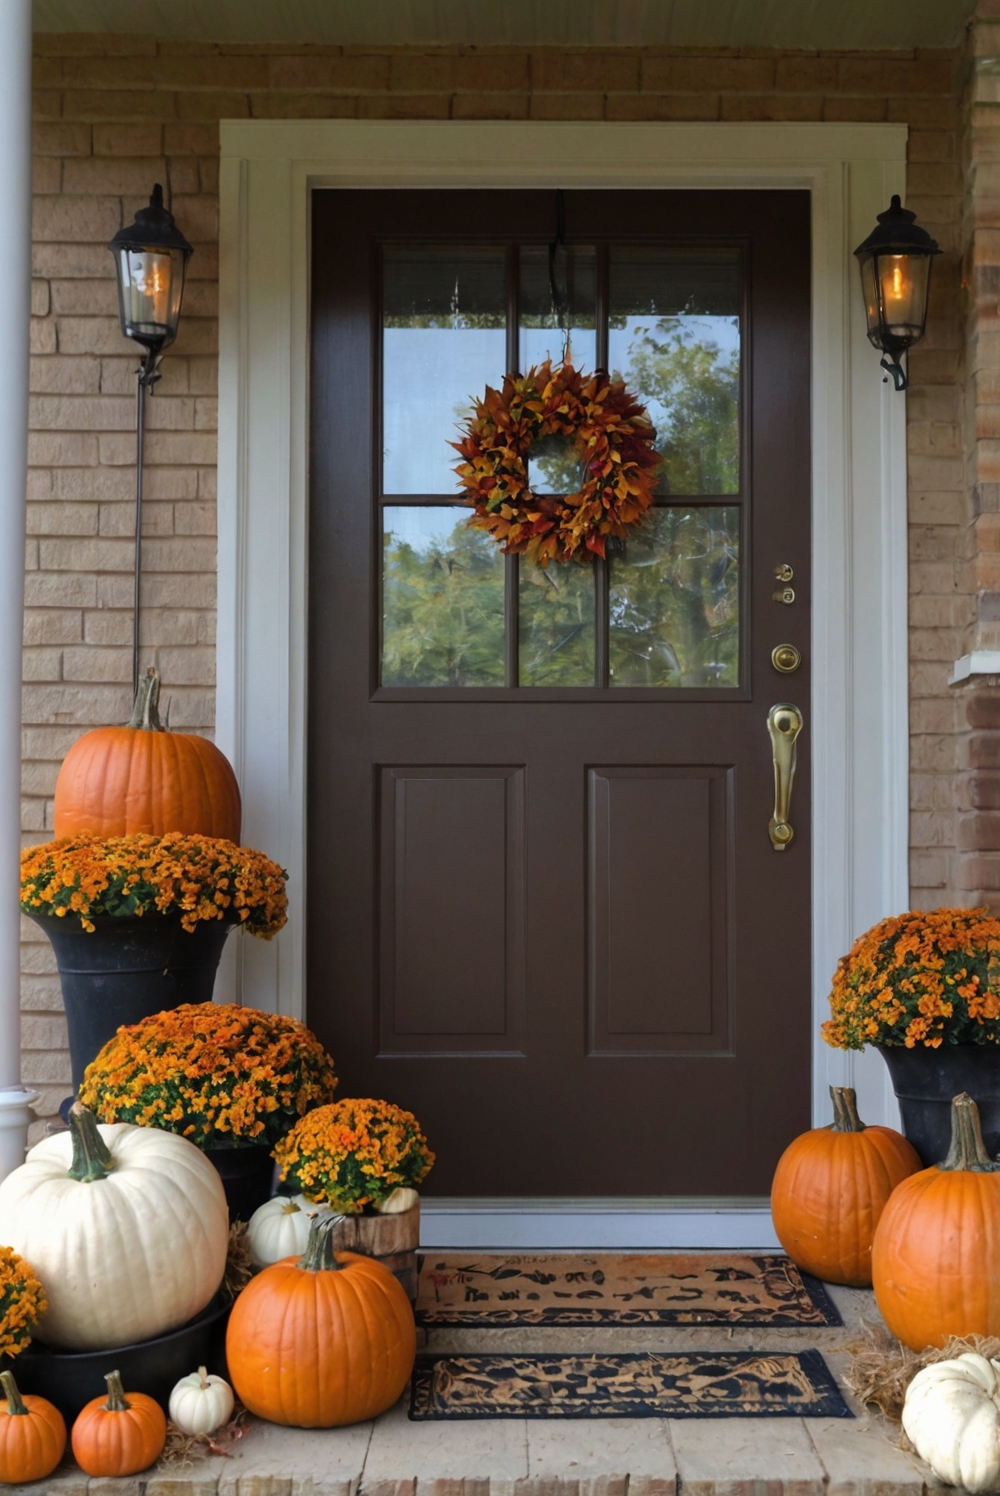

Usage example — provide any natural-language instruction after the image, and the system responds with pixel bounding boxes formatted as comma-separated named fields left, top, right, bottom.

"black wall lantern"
left=109, top=185, right=193, bottom=696
left=853, top=194, right=939, bottom=392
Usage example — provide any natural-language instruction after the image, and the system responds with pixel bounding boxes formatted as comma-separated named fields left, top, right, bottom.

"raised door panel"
left=588, top=766, right=734, bottom=1054
left=378, top=766, right=526, bottom=1054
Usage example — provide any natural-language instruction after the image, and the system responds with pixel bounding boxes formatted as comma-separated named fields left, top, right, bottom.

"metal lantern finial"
left=108, top=186, right=193, bottom=698
left=853, top=194, right=940, bottom=392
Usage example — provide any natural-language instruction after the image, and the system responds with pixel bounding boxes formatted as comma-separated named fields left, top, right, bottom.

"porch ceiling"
left=32, top=0, right=974, bottom=51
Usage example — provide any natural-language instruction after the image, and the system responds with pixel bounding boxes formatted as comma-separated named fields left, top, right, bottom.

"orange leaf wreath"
left=453, top=360, right=661, bottom=565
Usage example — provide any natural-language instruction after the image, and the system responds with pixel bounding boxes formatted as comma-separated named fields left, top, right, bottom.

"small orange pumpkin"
left=0, top=1370, right=66, bottom=1484
left=53, top=667, right=241, bottom=842
left=70, top=1369, right=166, bottom=1477
left=226, top=1213, right=416, bottom=1427
left=873, top=1092, right=1000, bottom=1350
left=771, top=1084, right=921, bottom=1286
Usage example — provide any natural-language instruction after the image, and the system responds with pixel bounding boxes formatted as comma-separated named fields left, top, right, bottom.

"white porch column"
left=0, top=0, right=38, bottom=1182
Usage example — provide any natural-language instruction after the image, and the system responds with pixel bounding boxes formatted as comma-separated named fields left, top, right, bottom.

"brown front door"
left=308, top=188, right=811, bottom=1198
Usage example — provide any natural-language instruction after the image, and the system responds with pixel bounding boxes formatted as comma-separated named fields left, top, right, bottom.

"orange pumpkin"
left=53, top=667, right=241, bottom=842
left=70, top=1370, right=166, bottom=1477
left=226, top=1213, right=416, bottom=1427
left=771, top=1084, right=921, bottom=1286
left=0, top=1370, right=66, bottom=1484
left=873, top=1091, right=1000, bottom=1350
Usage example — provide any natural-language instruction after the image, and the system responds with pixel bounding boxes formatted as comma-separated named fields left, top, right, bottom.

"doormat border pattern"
left=416, top=1253, right=843, bottom=1328
left=408, top=1348, right=854, bottom=1420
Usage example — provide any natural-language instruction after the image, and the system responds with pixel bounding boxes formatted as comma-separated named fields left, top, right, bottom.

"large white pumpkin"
left=0, top=1104, right=229, bottom=1351
left=902, top=1353, right=1000, bottom=1493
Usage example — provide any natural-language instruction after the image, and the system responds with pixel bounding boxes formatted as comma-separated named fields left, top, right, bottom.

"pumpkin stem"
left=67, top=1101, right=114, bottom=1183
left=939, top=1092, right=999, bottom=1173
left=128, top=666, right=164, bottom=731
left=281, top=1200, right=302, bottom=1216
left=296, top=1211, right=347, bottom=1273
left=829, top=1086, right=866, bottom=1133
left=0, top=1371, right=28, bottom=1417
left=198, top=1366, right=209, bottom=1389
left=103, top=1370, right=131, bottom=1413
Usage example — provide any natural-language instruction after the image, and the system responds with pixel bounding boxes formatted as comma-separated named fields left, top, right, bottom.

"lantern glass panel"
left=859, top=256, right=880, bottom=339
left=875, top=252, right=930, bottom=343
left=113, top=245, right=186, bottom=347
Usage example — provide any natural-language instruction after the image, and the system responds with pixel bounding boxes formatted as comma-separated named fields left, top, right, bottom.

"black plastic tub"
left=27, top=910, right=234, bottom=1091
left=877, top=1042, right=1000, bottom=1166
left=12, top=1294, right=231, bottom=1421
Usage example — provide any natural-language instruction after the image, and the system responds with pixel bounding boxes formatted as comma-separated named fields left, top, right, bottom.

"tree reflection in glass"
left=382, top=507, right=505, bottom=686
left=609, top=508, right=740, bottom=687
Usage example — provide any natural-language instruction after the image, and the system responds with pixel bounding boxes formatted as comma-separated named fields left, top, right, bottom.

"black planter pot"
left=877, top=1042, right=1000, bottom=1166
left=10, top=1294, right=231, bottom=1422
left=203, top=1141, right=276, bottom=1222
left=28, top=911, right=235, bottom=1092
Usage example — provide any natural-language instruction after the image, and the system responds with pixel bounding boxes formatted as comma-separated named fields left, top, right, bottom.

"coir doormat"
left=416, top=1253, right=841, bottom=1328
left=409, top=1349, right=853, bottom=1420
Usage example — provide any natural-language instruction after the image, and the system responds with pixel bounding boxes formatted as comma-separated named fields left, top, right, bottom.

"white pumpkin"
left=246, top=1193, right=329, bottom=1267
left=902, top=1353, right=1000, bottom=1492
left=377, top=1187, right=419, bottom=1215
left=0, top=1103, right=229, bottom=1352
left=169, top=1366, right=235, bottom=1436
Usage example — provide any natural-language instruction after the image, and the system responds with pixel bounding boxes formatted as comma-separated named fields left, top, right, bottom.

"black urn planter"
left=877, top=1042, right=1000, bottom=1166
left=203, top=1141, right=276, bottom=1222
left=28, top=911, right=235, bottom=1091
left=9, top=1294, right=231, bottom=1422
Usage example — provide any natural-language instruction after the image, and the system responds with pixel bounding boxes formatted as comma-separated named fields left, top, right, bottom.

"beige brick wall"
left=22, top=34, right=969, bottom=1126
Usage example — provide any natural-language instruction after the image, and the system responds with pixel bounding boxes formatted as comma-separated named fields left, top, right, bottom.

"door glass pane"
left=383, top=248, right=506, bottom=495
left=382, top=507, right=505, bottom=686
left=608, top=249, right=741, bottom=496
left=609, top=507, right=740, bottom=687
left=520, top=245, right=597, bottom=373
left=519, top=558, right=595, bottom=686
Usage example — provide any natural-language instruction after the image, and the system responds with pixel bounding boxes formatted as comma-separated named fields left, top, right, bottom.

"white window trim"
left=217, top=121, right=908, bottom=1248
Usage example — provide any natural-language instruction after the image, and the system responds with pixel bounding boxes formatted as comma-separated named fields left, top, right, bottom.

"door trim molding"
left=217, top=123, right=908, bottom=1238
left=420, top=1199, right=779, bottom=1251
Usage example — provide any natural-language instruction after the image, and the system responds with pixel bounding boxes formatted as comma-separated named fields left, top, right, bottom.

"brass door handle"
left=767, top=703, right=804, bottom=851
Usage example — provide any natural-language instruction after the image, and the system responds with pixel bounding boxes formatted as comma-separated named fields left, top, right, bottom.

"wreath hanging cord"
left=452, top=359, right=661, bottom=567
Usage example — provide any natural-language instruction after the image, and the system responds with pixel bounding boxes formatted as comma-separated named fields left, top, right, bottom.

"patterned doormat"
left=409, top=1349, right=852, bottom=1420
left=416, top=1253, right=841, bottom=1328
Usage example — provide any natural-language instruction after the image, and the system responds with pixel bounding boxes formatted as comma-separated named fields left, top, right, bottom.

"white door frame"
left=217, top=120, right=908, bottom=1250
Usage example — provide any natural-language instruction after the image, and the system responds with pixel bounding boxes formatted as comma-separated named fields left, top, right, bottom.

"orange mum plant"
left=454, top=359, right=660, bottom=566
left=20, top=832, right=287, bottom=938
left=0, top=1246, right=47, bottom=1361
left=79, top=1003, right=337, bottom=1149
left=823, top=907, right=1000, bottom=1051
left=274, top=1098, right=435, bottom=1213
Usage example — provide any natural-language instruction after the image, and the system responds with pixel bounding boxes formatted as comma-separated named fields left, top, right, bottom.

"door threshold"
left=419, top=1197, right=779, bottom=1252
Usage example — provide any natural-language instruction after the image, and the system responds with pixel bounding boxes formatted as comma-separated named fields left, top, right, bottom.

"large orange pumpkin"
left=0, top=1370, right=66, bottom=1484
left=53, top=667, right=241, bottom=842
left=226, top=1213, right=416, bottom=1427
left=771, top=1084, right=920, bottom=1286
left=70, top=1370, right=166, bottom=1477
left=873, top=1091, right=1000, bottom=1350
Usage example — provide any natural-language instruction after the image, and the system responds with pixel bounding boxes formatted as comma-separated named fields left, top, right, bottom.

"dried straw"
left=844, top=1321, right=1000, bottom=1424
left=158, top=1406, right=253, bottom=1468
left=222, top=1219, right=253, bottom=1303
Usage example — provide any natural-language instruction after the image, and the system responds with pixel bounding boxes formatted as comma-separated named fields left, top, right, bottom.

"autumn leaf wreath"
left=453, top=359, right=661, bottom=566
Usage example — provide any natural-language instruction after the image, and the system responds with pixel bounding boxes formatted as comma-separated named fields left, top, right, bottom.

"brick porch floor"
left=14, top=1281, right=948, bottom=1496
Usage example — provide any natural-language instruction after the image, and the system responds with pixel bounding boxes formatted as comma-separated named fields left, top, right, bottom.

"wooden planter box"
left=332, top=1200, right=420, bottom=1303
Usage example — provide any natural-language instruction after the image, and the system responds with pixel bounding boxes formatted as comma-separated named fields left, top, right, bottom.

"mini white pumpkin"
left=246, top=1193, right=330, bottom=1267
left=169, top=1366, right=235, bottom=1436
left=376, top=1187, right=419, bottom=1215
left=0, top=1102, right=229, bottom=1351
left=902, top=1353, right=1000, bottom=1493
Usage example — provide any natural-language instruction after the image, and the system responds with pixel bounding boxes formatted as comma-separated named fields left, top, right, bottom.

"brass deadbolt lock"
left=772, top=587, right=796, bottom=605
left=771, top=644, right=802, bottom=674
left=774, top=563, right=794, bottom=583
